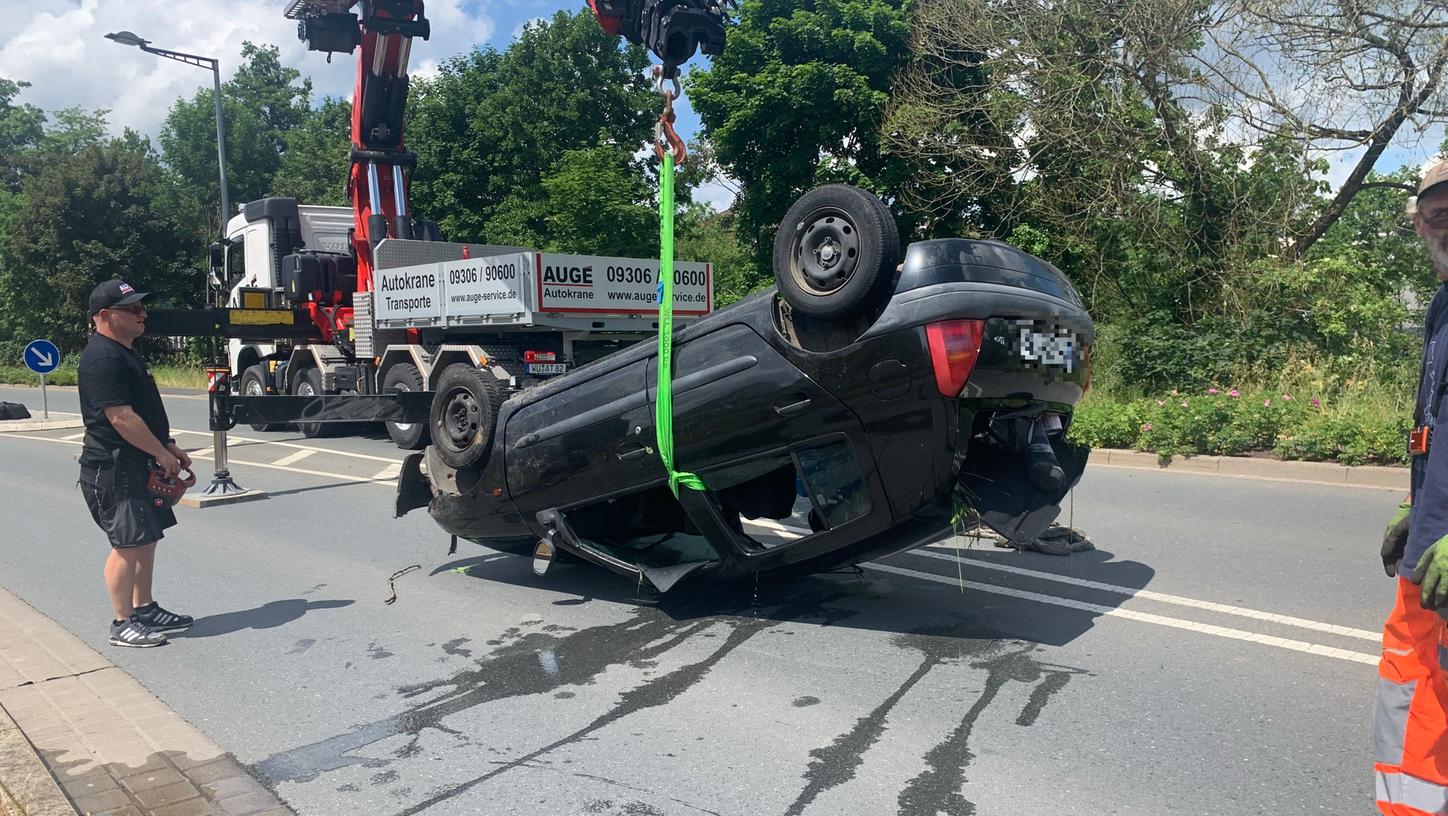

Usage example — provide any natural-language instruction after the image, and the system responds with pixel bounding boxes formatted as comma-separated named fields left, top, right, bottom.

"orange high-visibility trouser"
left=1376, top=577, right=1448, bottom=815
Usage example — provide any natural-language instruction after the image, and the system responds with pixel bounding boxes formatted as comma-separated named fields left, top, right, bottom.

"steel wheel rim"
left=442, top=387, right=480, bottom=449
left=789, top=206, right=860, bottom=296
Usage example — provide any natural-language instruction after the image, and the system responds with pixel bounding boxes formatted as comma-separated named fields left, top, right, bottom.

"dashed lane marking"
left=171, top=429, right=401, bottom=464
left=371, top=463, right=401, bottom=481
left=914, top=545, right=1381, bottom=641
left=866, top=562, right=1379, bottom=665
left=271, top=449, right=318, bottom=467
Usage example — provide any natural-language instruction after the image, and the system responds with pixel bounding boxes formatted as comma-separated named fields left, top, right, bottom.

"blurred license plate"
left=1015, top=324, right=1076, bottom=371
left=525, top=363, right=568, bottom=375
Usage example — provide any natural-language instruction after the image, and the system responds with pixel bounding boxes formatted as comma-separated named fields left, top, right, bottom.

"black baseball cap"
left=87, top=279, right=149, bottom=317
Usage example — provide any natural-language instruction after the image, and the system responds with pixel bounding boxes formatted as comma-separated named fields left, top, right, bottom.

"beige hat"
left=1420, top=158, right=1448, bottom=196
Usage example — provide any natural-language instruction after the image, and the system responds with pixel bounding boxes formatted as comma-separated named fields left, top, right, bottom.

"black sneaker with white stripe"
left=132, top=602, right=193, bottom=632
left=109, top=617, right=167, bottom=648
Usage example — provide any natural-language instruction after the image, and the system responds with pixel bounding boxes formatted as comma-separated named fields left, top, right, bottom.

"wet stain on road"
left=287, top=638, right=315, bottom=655
left=792, top=696, right=821, bottom=708
left=784, top=628, right=1084, bottom=816
left=367, top=642, right=394, bottom=660
left=895, top=637, right=1084, bottom=816
left=441, top=637, right=472, bottom=658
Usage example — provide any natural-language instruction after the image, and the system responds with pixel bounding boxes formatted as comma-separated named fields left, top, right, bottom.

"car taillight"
left=925, top=319, right=985, bottom=397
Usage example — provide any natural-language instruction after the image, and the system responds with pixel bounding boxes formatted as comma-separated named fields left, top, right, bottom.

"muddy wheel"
left=383, top=363, right=430, bottom=450
left=291, top=367, right=332, bottom=438
left=429, top=363, right=504, bottom=470
left=239, top=365, right=283, bottom=432
left=773, top=184, right=900, bottom=321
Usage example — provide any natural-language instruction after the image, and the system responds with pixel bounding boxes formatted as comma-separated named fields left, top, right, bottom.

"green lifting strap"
left=655, top=151, right=706, bottom=497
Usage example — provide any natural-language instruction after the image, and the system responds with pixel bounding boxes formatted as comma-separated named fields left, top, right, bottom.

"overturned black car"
left=396, top=185, right=1094, bottom=592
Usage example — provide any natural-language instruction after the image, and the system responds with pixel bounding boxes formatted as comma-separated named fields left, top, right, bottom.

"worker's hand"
left=1383, top=501, right=1413, bottom=577
left=155, top=451, right=181, bottom=480
left=166, top=442, right=193, bottom=471
left=1411, top=536, right=1448, bottom=609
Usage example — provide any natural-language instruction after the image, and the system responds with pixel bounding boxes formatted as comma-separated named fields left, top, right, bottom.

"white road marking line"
left=914, top=546, right=1382, bottom=641
left=866, top=562, right=1379, bottom=665
left=272, top=449, right=318, bottom=467
left=371, top=463, right=401, bottom=481
left=187, top=450, right=395, bottom=484
left=171, top=429, right=402, bottom=464
left=61, top=432, right=87, bottom=440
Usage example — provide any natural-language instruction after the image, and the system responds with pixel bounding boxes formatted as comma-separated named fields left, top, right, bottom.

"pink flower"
left=1229, top=389, right=1240, bottom=398
left=1141, top=422, right=1153, bottom=432
left=1156, top=400, right=1165, bottom=407
left=1170, top=389, right=1179, bottom=396
left=1282, top=394, right=1292, bottom=401
left=1310, top=398, right=1321, bottom=408
left=1180, top=401, right=1188, bottom=408
left=1208, top=387, right=1219, bottom=395
left=1263, top=399, right=1271, bottom=407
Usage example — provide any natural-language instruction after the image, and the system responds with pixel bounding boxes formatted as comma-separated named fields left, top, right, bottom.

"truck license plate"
left=525, top=363, right=568, bottom=375
left=1015, top=324, right=1076, bottom=372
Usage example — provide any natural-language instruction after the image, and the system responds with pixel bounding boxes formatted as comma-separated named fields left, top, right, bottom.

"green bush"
left=1068, top=385, right=1410, bottom=466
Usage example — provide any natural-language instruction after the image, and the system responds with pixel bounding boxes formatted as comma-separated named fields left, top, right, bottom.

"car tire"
left=239, top=365, right=284, bottom=432
left=383, top=363, right=430, bottom=450
left=292, top=367, right=331, bottom=438
left=773, top=184, right=900, bottom=321
left=429, top=363, right=504, bottom=470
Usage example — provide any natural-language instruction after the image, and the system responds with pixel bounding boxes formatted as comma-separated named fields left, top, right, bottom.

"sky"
left=0, top=1, right=1442, bottom=214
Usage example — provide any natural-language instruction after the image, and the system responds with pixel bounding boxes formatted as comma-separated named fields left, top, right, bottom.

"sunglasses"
left=1423, top=210, right=1448, bottom=229
left=107, top=304, right=147, bottom=316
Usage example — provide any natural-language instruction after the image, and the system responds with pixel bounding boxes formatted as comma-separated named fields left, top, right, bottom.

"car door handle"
left=618, top=446, right=652, bottom=461
left=775, top=398, right=812, bottom=417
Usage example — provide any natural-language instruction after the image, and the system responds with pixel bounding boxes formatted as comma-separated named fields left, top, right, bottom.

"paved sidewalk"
left=0, top=589, right=294, bottom=816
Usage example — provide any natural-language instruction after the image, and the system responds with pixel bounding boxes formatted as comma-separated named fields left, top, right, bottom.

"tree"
left=0, top=125, right=202, bottom=355
left=271, top=97, right=351, bottom=206
left=537, top=145, right=658, bottom=256
left=0, top=77, right=44, bottom=192
left=407, top=11, right=657, bottom=245
left=160, top=43, right=314, bottom=232
left=687, top=0, right=912, bottom=259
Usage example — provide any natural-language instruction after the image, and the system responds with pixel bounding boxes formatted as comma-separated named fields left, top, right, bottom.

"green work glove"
left=1411, top=536, right=1448, bottom=609
left=1383, top=501, right=1412, bottom=577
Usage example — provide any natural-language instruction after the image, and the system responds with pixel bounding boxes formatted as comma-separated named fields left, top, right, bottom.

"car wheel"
left=239, top=365, right=283, bottom=432
left=773, top=184, right=900, bottom=321
left=292, top=367, right=331, bottom=438
left=383, top=363, right=430, bottom=450
left=429, top=363, right=504, bottom=470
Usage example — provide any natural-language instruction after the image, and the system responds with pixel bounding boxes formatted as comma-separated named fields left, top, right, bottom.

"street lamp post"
left=106, top=30, right=250, bottom=503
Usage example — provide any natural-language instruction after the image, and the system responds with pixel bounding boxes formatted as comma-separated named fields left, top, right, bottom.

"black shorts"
left=79, top=457, right=177, bottom=549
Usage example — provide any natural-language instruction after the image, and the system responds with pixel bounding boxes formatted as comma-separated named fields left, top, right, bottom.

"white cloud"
left=692, top=178, right=736, bottom=212
left=0, top=0, right=494, bottom=140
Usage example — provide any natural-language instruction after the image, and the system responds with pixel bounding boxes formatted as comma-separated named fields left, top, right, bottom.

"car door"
left=505, top=354, right=660, bottom=519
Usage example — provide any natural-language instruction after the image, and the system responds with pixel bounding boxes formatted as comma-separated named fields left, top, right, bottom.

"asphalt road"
left=0, top=383, right=1398, bottom=816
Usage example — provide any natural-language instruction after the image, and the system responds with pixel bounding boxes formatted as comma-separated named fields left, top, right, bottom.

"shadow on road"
left=170, top=598, right=355, bottom=639
left=430, top=536, right=1155, bottom=650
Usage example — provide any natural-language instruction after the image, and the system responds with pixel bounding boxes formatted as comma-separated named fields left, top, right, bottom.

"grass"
left=0, top=364, right=206, bottom=389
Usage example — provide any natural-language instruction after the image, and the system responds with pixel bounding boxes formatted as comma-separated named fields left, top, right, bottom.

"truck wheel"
left=292, top=367, right=332, bottom=438
left=239, top=365, right=283, bottom=432
left=773, top=184, right=900, bottom=321
left=429, top=363, right=504, bottom=470
left=383, top=363, right=430, bottom=450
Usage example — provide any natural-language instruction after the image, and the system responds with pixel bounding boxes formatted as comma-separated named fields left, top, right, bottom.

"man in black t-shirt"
left=77, top=280, right=196, bottom=648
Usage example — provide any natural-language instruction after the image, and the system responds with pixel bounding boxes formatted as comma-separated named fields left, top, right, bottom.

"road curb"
left=1095, top=448, right=1408, bottom=491
left=0, top=413, right=84, bottom=434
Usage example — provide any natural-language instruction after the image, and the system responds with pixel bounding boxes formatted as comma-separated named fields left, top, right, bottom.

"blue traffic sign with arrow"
left=23, top=339, right=60, bottom=375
